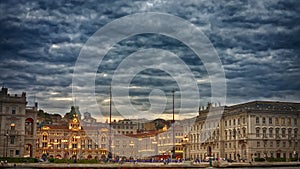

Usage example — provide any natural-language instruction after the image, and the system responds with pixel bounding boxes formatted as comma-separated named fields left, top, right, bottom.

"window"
left=256, top=117, right=259, bottom=124
left=243, top=128, right=246, bottom=137
left=288, top=128, right=292, bottom=138
left=295, top=118, right=297, bottom=126
left=276, top=128, right=280, bottom=138
left=42, top=142, right=47, bottom=147
left=72, top=144, right=77, bottom=148
left=42, top=134, right=47, bottom=141
left=294, top=129, right=298, bottom=138
left=12, top=107, right=16, bottom=114
left=282, top=128, right=286, bottom=137
left=243, top=117, right=246, bottom=124
left=276, top=141, right=280, bottom=147
left=225, top=121, right=227, bottom=126
left=256, top=128, right=260, bottom=137
left=15, top=150, right=19, bottom=155
left=257, top=141, right=260, bottom=147
left=269, top=128, right=273, bottom=138
left=10, top=137, right=15, bottom=144
left=101, top=135, right=106, bottom=142
left=233, top=119, right=236, bottom=125
left=275, top=117, right=279, bottom=125
left=270, top=141, right=273, bottom=147
left=229, top=120, right=231, bottom=126
left=288, top=118, right=291, bottom=125
left=269, top=117, right=272, bottom=124
left=263, top=128, right=267, bottom=138
left=262, top=117, right=266, bottom=124
left=281, top=117, right=285, bottom=125
left=264, top=140, right=267, bottom=147
left=283, top=141, right=286, bottom=147
left=238, top=118, right=240, bottom=125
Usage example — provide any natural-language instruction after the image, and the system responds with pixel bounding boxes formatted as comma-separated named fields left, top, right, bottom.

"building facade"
left=0, top=87, right=37, bottom=158
left=35, top=109, right=186, bottom=160
left=36, top=109, right=109, bottom=159
left=186, top=101, right=300, bottom=161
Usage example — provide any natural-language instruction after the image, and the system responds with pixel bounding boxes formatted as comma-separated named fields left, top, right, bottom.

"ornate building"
left=0, top=87, right=37, bottom=158
left=186, top=101, right=300, bottom=161
left=35, top=107, right=109, bottom=159
left=35, top=108, right=185, bottom=160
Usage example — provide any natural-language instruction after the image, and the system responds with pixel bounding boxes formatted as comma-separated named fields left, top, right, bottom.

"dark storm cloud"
left=0, top=0, right=299, bottom=119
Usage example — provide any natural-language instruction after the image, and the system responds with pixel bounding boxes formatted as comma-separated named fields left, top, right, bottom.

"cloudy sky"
left=1, top=0, right=299, bottom=121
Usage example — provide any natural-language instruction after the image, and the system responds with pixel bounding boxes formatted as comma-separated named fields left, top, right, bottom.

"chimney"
left=1, top=87, right=8, bottom=95
left=34, top=102, right=38, bottom=111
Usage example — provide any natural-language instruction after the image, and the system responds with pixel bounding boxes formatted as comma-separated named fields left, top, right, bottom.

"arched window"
left=101, top=135, right=106, bottom=142
left=42, top=133, right=48, bottom=141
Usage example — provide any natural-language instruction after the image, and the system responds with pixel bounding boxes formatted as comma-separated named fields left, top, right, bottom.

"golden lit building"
left=35, top=107, right=109, bottom=159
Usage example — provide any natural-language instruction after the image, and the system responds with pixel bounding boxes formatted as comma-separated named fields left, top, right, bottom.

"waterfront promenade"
left=1, top=161, right=300, bottom=168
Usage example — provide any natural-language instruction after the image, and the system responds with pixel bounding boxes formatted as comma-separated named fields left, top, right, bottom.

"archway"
left=207, top=146, right=212, bottom=157
left=87, top=154, right=92, bottom=160
left=24, top=144, right=33, bottom=157
left=241, top=144, right=247, bottom=161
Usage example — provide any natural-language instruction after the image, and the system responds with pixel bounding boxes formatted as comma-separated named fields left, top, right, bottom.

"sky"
left=0, top=0, right=299, bottom=121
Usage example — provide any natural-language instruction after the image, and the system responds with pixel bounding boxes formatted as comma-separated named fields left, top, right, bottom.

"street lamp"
left=262, top=135, right=268, bottom=162
left=108, top=86, right=113, bottom=160
left=233, top=128, right=236, bottom=161
left=172, top=89, right=175, bottom=160
left=5, top=130, right=9, bottom=157
left=182, top=135, right=189, bottom=161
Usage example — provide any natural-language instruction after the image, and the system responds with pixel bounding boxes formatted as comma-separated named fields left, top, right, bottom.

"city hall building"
left=186, top=101, right=300, bottom=161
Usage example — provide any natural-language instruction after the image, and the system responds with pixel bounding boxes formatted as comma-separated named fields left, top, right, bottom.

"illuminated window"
left=275, top=118, right=279, bottom=125
left=42, top=134, right=48, bottom=141
left=281, top=117, right=285, bottom=125
left=288, top=118, right=291, bottom=125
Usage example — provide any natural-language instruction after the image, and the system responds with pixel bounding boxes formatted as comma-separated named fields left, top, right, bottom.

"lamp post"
left=172, top=89, right=175, bottom=160
left=262, top=134, right=268, bottom=162
left=233, top=128, right=236, bottom=161
left=108, top=86, right=112, bottom=160
left=5, top=130, right=9, bottom=157
left=182, top=135, right=189, bottom=161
